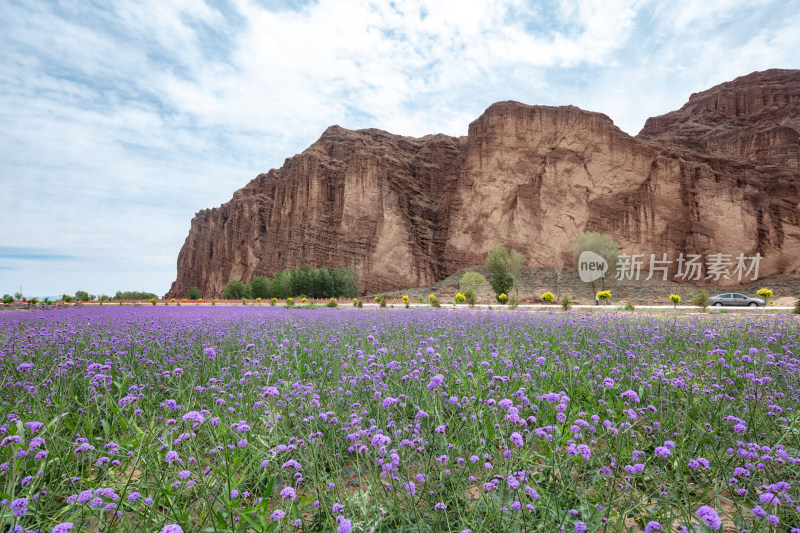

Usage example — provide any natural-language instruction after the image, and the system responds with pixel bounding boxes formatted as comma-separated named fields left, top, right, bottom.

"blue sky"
left=2, top=0, right=798, bottom=298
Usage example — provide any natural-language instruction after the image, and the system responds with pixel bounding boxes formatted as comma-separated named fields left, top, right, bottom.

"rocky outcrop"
left=639, top=69, right=800, bottom=171
left=168, top=70, right=800, bottom=298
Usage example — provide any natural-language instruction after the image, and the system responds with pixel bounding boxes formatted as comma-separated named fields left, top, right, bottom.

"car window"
left=720, top=294, right=731, bottom=298
left=734, top=294, right=746, bottom=299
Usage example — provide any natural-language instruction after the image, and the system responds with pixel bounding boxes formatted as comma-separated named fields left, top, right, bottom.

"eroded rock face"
left=168, top=70, right=800, bottom=297
left=639, top=69, right=800, bottom=171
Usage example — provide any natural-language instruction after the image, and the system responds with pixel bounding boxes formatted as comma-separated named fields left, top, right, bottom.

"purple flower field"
left=0, top=307, right=798, bottom=532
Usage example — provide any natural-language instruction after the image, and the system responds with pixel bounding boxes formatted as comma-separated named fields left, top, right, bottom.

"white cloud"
left=1, top=0, right=798, bottom=296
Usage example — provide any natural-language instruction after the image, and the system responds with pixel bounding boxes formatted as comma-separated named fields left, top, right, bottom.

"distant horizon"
left=3, top=0, right=800, bottom=296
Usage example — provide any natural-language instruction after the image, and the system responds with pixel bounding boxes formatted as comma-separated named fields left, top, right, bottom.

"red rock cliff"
left=168, top=70, right=800, bottom=297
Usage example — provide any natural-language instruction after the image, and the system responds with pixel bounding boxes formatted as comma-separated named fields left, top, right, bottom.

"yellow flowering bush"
left=541, top=292, right=554, bottom=303
left=757, top=288, right=773, bottom=299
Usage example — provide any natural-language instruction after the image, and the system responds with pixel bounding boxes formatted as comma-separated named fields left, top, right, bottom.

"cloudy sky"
left=2, top=0, right=798, bottom=298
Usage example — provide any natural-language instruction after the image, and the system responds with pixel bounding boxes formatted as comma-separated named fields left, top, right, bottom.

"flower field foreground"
left=1, top=308, right=799, bottom=533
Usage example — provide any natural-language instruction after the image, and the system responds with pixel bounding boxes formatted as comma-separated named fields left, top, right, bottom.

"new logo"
left=578, top=251, right=608, bottom=283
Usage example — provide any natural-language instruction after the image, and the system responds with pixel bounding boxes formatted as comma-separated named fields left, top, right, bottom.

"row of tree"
left=219, top=266, right=359, bottom=300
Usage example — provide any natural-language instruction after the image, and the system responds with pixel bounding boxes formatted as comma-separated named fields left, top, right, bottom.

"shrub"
left=187, top=286, right=201, bottom=299
left=464, top=288, right=477, bottom=308
left=794, top=296, right=800, bottom=314
left=222, top=280, right=249, bottom=300
left=352, top=298, right=363, bottom=308
left=508, top=295, right=520, bottom=308
left=301, top=297, right=308, bottom=303
left=326, top=298, right=338, bottom=308
left=597, top=290, right=611, bottom=305
left=286, top=297, right=294, bottom=307
left=378, top=295, right=387, bottom=308
left=669, top=294, right=681, bottom=308
left=271, top=298, right=277, bottom=306
left=757, top=288, right=773, bottom=301
left=149, top=298, right=156, bottom=306
left=403, top=295, right=410, bottom=308
left=460, top=272, right=487, bottom=292
left=541, top=292, right=554, bottom=303
left=256, top=297, right=261, bottom=305
left=241, top=298, right=247, bottom=305
left=622, top=299, right=635, bottom=311
left=693, top=289, right=709, bottom=311
left=560, top=295, right=572, bottom=310
left=455, top=293, right=466, bottom=304
left=428, top=294, right=440, bottom=308
left=213, top=298, right=218, bottom=306
left=497, top=293, right=508, bottom=305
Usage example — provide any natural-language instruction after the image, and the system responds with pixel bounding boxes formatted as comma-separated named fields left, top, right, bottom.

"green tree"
left=463, top=288, right=477, bottom=308
left=113, top=290, right=158, bottom=300
left=693, top=289, right=709, bottom=311
left=187, top=286, right=202, bottom=299
left=271, top=270, right=291, bottom=299
left=2, top=294, right=12, bottom=304
left=509, top=250, right=525, bottom=297
left=460, top=272, right=486, bottom=292
left=311, top=268, right=334, bottom=299
left=486, top=245, right=515, bottom=298
left=332, top=267, right=359, bottom=298
left=222, top=280, right=249, bottom=299
left=570, top=232, right=620, bottom=290
left=290, top=265, right=312, bottom=297
left=14, top=289, right=23, bottom=301
left=250, top=276, right=272, bottom=299
left=75, top=290, right=90, bottom=302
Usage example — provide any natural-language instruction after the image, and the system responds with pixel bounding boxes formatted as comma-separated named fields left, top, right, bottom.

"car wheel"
left=748, top=302, right=757, bottom=307
left=714, top=302, right=722, bottom=307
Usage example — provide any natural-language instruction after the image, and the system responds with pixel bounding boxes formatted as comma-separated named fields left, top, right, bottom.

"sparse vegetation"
left=560, top=295, right=572, bottom=310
